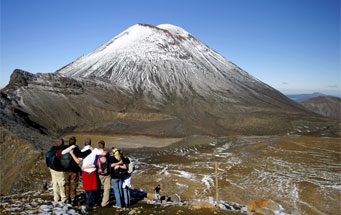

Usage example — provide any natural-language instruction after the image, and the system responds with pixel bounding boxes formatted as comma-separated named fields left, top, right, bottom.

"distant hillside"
left=286, top=92, right=326, bottom=102
left=300, top=96, right=341, bottom=119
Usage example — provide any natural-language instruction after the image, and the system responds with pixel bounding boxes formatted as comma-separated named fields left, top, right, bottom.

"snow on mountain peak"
left=57, top=23, right=267, bottom=99
left=157, top=24, right=190, bottom=38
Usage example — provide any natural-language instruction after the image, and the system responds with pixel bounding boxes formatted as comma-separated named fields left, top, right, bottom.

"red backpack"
left=97, top=154, right=109, bottom=175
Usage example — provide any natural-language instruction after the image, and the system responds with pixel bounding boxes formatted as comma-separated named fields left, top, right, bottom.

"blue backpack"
left=46, top=149, right=61, bottom=170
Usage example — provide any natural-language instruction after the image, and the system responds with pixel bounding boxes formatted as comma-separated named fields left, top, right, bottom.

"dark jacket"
left=47, top=145, right=67, bottom=171
left=50, top=145, right=66, bottom=151
left=109, top=155, right=126, bottom=179
left=64, top=145, right=91, bottom=173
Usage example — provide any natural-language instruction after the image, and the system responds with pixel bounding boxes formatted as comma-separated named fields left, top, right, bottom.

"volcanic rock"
left=247, top=199, right=281, bottom=211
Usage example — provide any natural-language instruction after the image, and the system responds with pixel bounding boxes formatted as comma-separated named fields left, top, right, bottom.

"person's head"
left=112, top=147, right=118, bottom=154
left=69, top=136, right=76, bottom=146
left=112, top=147, right=121, bottom=161
left=84, top=138, right=91, bottom=146
left=56, top=138, right=64, bottom=147
left=98, top=140, right=105, bottom=149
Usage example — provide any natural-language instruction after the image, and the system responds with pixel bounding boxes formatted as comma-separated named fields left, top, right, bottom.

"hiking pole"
left=215, top=163, right=219, bottom=207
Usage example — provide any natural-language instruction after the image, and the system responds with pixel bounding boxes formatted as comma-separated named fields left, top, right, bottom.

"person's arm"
left=70, top=150, right=81, bottom=164
left=82, top=164, right=95, bottom=170
left=109, top=156, right=123, bottom=169
left=111, top=159, right=123, bottom=169
left=61, top=145, right=76, bottom=155
left=82, top=155, right=98, bottom=170
left=119, top=163, right=127, bottom=169
left=74, top=147, right=91, bottom=158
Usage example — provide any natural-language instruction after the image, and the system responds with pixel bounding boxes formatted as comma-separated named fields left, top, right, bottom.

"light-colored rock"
left=255, top=207, right=276, bottom=215
left=193, top=201, right=215, bottom=209
left=247, top=199, right=280, bottom=211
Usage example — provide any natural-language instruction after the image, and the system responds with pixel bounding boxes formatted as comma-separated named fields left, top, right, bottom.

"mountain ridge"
left=56, top=24, right=305, bottom=112
left=286, top=92, right=327, bottom=102
left=300, top=95, right=341, bottom=119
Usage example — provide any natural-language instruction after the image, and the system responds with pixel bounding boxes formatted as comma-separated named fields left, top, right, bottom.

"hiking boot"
left=101, top=202, right=110, bottom=207
left=64, top=198, right=71, bottom=204
left=72, top=199, right=78, bottom=206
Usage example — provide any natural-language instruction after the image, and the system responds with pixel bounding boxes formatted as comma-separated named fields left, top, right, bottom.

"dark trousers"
left=85, top=189, right=99, bottom=206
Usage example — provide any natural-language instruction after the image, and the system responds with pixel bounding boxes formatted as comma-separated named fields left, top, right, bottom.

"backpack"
left=46, top=150, right=57, bottom=169
left=127, top=159, right=135, bottom=174
left=46, top=149, right=62, bottom=170
left=60, top=153, right=72, bottom=170
left=97, top=154, right=109, bottom=175
left=122, top=156, right=135, bottom=174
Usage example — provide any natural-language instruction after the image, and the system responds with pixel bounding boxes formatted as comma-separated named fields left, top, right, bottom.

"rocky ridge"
left=299, top=95, right=341, bottom=119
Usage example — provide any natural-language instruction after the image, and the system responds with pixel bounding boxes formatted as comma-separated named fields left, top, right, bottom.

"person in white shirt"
left=70, top=138, right=99, bottom=207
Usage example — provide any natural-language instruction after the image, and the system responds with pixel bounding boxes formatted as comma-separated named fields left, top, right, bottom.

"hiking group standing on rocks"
left=46, top=136, right=135, bottom=209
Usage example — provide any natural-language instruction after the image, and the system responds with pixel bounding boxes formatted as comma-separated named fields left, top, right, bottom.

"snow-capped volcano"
left=2, top=23, right=335, bottom=140
left=57, top=23, right=269, bottom=99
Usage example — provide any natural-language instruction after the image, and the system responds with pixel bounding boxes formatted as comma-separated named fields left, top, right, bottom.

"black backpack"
left=60, top=153, right=72, bottom=170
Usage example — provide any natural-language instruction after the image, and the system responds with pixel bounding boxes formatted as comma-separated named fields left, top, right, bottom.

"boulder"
left=169, top=194, right=181, bottom=203
left=255, top=207, right=276, bottom=215
left=193, top=201, right=215, bottom=209
left=247, top=199, right=280, bottom=211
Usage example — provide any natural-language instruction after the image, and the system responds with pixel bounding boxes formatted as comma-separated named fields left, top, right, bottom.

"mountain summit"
left=1, top=23, right=338, bottom=140
left=57, top=23, right=302, bottom=110
left=57, top=23, right=263, bottom=99
left=57, top=24, right=278, bottom=103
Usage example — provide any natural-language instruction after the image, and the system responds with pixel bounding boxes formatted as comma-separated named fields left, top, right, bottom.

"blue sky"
left=1, top=0, right=340, bottom=96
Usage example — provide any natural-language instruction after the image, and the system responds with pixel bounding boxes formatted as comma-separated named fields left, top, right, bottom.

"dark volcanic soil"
left=89, top=202, right=242, bottom=215
left=1, top=135, right=340, bottom=215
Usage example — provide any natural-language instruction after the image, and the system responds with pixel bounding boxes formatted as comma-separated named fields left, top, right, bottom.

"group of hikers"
left=46, top=136, right=134, bottom=208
